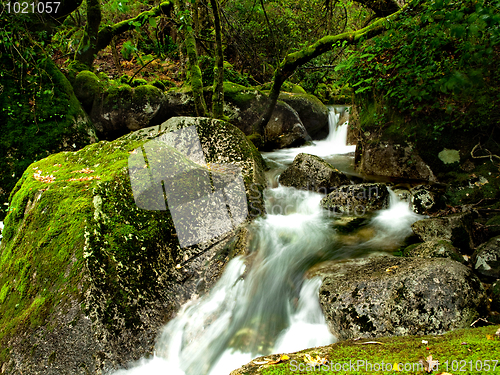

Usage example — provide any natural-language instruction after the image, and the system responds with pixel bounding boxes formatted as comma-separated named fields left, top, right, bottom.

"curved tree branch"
left=76, top=1, right=173, bottom=67
left=253, top=7, right=405, bottom=136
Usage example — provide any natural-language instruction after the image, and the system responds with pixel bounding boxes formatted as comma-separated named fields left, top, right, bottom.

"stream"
left=113, top=107, right=422, bottom=374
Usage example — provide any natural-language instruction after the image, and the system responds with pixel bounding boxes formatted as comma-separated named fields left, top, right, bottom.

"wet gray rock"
left=278, top=153, right=350, bottom=193
left=359, top=141, right=436, bottom=181
left=321, top=183, right=389, bottom=216
left=393, top=188, right=411, bottom=203
left=472, top=235, right=500, bottom=281
left=411, top=212, right=475, bottom=254
left=314, top=256, right=486, bottom=341
left=410, top=185, right=441, bottom=214
left=403, top=240, right=465, bottom=264
left=264, top=101, right=310, bottom=149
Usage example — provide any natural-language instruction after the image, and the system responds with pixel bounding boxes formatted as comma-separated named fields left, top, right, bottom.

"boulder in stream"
left=278, top=153, right=350, bottom=193
left=403, top=240, right=465, bottom=263
left=314, top=256, right=486, bottom=341
left=411, top=212, right=476, bottom=254
left=320, top=183, right=389, bottom=216
left=472, top=235, right=500, bottom=281
left=0, top=117, right=266, bottom=374
left=359, top=141, right=437, bottom=182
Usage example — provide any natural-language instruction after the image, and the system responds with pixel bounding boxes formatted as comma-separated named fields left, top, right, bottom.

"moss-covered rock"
left=402, top=239, right=465, bottom=263
left=0, top=117, right=265, bottom=374
left=163, top=83, right=328, bottom=150
left=314, top=256, right=486, bottom=341
left=73, top=70, right=103, bottom=112
left=90, top=84, right=167, bottom=140
left=222, top=83, right=310, bottom=150
left=278, top=92, right=329, bottom=140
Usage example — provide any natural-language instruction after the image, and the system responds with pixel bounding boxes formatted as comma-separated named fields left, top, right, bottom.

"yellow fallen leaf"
left=268, top=354, right=290, bottom=365
left=486, top=334, right=495, bottom=340
left=392, top=362, right=400, bottom=371
left=304, top=354, right=328, bottom=366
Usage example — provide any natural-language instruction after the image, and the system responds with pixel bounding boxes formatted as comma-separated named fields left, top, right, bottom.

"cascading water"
left=262, top=106, right=356, bottom=166
left=111, top=107, right=423, bottom=375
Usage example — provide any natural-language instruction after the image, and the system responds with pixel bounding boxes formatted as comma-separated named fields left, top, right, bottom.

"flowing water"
left=109, top=107, right=421, bottom=374
left=263, top=106, right=359, bottom=186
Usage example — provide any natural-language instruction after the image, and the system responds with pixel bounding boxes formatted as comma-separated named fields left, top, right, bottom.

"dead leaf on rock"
left=268, top=354, right=290, bottom=365
left=304, top=354, right=328, bottom=366
left=420, top=355, right=439, bottom=373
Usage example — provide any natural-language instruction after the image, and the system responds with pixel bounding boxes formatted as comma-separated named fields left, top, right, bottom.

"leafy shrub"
left=336, top=0, right=500, bottom=138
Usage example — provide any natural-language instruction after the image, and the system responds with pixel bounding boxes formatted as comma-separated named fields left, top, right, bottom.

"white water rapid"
left=108, top=107, right=422, bottom=375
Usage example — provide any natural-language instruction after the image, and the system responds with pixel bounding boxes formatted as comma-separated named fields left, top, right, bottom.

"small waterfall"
left=366, top=189, right=422, bottom=250
left=262, top=106, right=356, bottom=165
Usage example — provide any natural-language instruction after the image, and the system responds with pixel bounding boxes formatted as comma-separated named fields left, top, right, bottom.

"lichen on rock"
left=314, top=256, right=486, bottom=341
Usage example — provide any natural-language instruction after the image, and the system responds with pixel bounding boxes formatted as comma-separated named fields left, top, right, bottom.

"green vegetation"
left=337, top=0, right=500, bottom=139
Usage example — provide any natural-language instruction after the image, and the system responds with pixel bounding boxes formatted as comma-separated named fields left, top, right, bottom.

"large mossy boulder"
left=313, top=256, right=486, bottom=341
left=411, top=212, right=476, bottom=254
left=150, top=83, right=329, bottom=151
left=73, top=70, right=103, bottom=112
left=279, top=153, right=350, bottom=193
left=90, top=83, right=167, bottom=140
left=320, top=183, right=389, bottom=216
left=0, top=117, right=266, bottom=374
left=223, top=82, right=309, bottom=150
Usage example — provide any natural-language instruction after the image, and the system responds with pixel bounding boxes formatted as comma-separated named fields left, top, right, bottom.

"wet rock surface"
left=472, top=235, right=500, bottom=281
left=359, top=141, right=436, bottom=181
left=403, top=240, right=465, bottom=263
left=314, top=256, right=486, bottom=341
left=321, top=183, right=389, bottom=215
left=278, top=153, right=350, bottom=193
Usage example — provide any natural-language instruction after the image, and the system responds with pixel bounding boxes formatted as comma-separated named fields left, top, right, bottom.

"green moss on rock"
left=73, top=70, right=103, bottom=111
